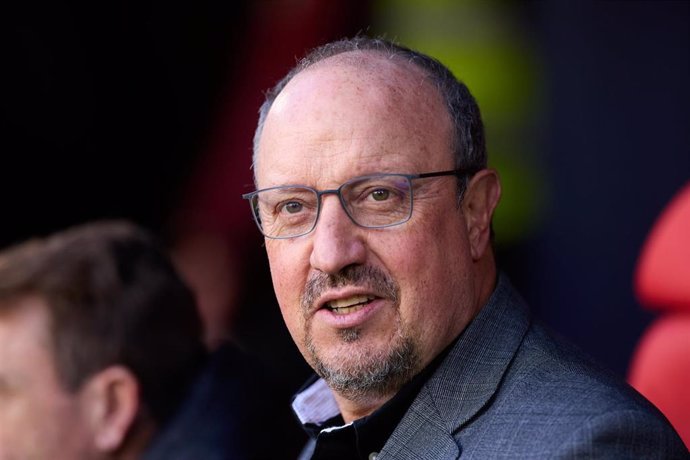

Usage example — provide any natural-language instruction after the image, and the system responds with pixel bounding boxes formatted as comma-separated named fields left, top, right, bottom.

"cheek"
left=0, top=399, right=29, bottom=457
left=384, top=214, right=468, bottom=280
left=266, top=241, right=307, bottom=302
left=390, top=215, right=472, bottom=330
left=266, top=241, right=309, bottom=340
left=0, top=395, right=78, bottom=458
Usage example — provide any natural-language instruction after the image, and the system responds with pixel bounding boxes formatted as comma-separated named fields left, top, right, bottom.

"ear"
left=462, top=169, right=501, bottom=261
left=80, top=365, right=140, bottom=453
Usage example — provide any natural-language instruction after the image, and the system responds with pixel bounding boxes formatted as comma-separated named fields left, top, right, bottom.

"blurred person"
left=0, top=221, right=246, bottom=459
left=244, top=36, right=687, bottom=458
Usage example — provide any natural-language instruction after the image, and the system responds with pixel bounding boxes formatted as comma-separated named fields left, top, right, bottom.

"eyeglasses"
left=242, top=169, right=468, bottom=239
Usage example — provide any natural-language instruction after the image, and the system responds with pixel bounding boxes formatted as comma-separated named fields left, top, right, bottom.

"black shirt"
left=295, top=343, right=453, bottom=460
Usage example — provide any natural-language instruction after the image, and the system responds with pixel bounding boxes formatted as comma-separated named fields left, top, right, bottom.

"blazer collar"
left=379, top=273, right=531, bottom=459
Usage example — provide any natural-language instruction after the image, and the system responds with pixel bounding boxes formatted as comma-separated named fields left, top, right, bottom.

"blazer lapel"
left=378, top=275, right=531, bottom=459
left=378, top=389, right=461, bottom=459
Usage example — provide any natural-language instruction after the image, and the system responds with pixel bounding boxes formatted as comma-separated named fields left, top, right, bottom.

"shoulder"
left=509, top=322, right=653, bottom=414
left=144, top=343, right=308, bottom=460
left=457, top=322, right=687, bottom=458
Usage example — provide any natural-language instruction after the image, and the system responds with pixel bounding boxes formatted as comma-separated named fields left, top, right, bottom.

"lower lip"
left=314, top=298, right=386, bottom=329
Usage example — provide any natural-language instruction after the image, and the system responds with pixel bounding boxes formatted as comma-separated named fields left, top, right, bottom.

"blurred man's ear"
left=462, top=169, right=501, bottom=261
left=80, top=365, right=140, bottom=453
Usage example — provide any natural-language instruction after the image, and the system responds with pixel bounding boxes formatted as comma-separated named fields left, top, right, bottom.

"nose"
left=309, top=194, right=367, bottom=275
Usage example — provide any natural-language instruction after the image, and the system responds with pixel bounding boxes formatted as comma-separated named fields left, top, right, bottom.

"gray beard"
left=300, top=265, right=419, bottom=402
left=305, top=321, right=419, bottom=402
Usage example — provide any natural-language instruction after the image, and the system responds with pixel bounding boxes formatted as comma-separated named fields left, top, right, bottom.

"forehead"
left=256, top=52, right=453, bottom=188
left=0, top=297, right=55, bottom=384
left=0, top=296, right=50, bottom=343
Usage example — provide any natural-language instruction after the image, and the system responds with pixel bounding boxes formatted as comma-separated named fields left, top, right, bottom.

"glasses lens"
left=252, top=186, right=318, bottom=238
left=341, top=175, right=413, bottom=228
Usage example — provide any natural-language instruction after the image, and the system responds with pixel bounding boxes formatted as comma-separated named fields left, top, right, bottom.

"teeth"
left=327, top=295, right=374, bottom=311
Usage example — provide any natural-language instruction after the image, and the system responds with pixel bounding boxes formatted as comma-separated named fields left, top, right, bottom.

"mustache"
left=301, top=265, right=400, bottom=313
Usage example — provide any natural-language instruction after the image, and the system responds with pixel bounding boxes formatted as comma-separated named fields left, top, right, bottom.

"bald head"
left=253, top=37, right=487, bottom=184
left=255, top=52, right=454, bottom=187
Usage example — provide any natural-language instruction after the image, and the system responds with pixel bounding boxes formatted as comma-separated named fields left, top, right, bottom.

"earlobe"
left=81, top=365, right=140, bottom=453
left=462, top=169, right=502, bottom=260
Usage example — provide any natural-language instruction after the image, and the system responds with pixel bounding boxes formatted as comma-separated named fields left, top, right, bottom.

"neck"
left=474, top=253, right=498, bottom=313
left=334, top=392, right=393, bottom=424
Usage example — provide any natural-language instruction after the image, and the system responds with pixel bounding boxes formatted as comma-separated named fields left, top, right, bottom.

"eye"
left=370, top=188, right=390, bottom=201
left=280, top=201, right=304, bottom=214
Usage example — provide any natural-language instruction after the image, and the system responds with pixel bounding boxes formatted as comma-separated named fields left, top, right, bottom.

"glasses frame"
left=242, top=169, right=469, bottom=239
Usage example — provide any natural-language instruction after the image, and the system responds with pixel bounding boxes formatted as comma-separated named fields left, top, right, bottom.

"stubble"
left=300, top=265, right=420, bottom=402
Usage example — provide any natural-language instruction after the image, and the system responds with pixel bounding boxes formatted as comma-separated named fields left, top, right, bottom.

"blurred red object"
left=629, top=182, right=690, bottom=447
left=635, top=182, right=690, bottom=311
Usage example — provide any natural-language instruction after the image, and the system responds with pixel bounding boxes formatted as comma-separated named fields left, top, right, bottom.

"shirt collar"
left=291, top=334, right=455, bottom=434
left=292, top=376, right=341, bottom=426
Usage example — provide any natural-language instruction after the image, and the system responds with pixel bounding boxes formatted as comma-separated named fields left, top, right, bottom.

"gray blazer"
left=301, top=275, right=688, bottom=459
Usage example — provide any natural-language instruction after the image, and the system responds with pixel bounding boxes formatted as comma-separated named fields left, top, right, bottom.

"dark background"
left=525, top=1, right=689, bottom=376
left=3, top=2, right=249, bottom=241
left=3, top=0, right=688, bottom=418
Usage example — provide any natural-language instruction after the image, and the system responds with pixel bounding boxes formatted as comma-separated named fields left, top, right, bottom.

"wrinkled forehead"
left=255, top=52, right=453, bottom=187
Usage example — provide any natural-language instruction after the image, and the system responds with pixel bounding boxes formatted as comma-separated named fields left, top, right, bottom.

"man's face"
left=256, top=55, right=480, bottom=404
left=0, top=298, right=93, bottom=460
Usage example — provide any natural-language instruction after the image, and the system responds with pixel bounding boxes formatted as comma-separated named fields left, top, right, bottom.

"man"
left=244, top=37, right=687, bottom=458
left=0, top=221, right=221, bottom=459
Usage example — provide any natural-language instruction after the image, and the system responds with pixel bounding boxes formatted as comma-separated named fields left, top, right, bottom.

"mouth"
left=323, top=294, right=376, bottom=315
